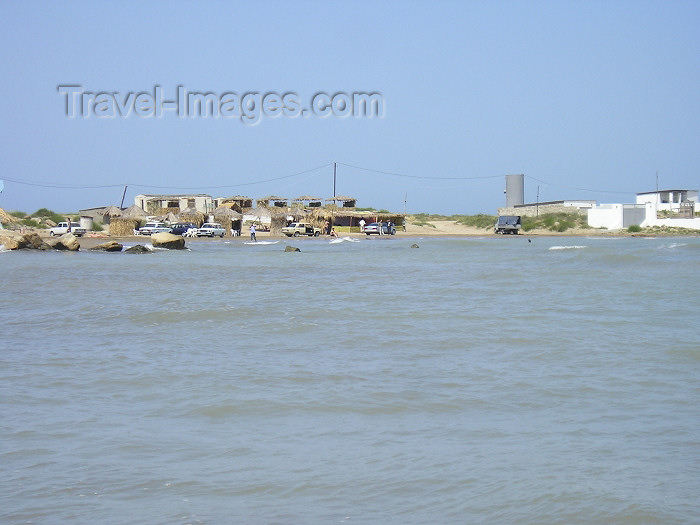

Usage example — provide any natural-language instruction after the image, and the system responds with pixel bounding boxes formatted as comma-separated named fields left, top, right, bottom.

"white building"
left=588, top=189, right=700, bottom=230
left=587, top=203, right=647, bottom=230
left=636, top=189, right=698, bottom=212
left=134, top=194, right=214, bottom=215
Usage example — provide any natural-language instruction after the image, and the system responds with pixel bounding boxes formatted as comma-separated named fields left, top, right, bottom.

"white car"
left=49, top=222, right=86, bottom=237
left=364, top=222, right=396, bottom=235
left=136, top=222, right=170, bottom=235
left=197, top=222, right=225, bottom=237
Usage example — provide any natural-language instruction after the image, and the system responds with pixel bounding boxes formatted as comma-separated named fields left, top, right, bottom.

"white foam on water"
left=548, top=245, right=588, bottom=250
left=330, top=236, right=360, bottom=244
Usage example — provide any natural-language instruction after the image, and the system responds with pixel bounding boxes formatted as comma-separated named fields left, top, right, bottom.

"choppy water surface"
left=2, top=236, right=699, bottom=524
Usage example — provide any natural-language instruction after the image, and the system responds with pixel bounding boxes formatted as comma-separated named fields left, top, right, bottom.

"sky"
left=0, top=0, right=698, bottom=215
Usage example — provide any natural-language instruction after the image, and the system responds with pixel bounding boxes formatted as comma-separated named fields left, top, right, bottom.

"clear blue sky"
left=1, top=0, right=698, bottom=215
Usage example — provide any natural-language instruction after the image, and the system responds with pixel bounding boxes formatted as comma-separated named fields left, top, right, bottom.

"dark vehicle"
left=364, top=222, right=396, bottom=235
left=170, top=223, right=198, bottom=236
left=494, top=215, right=522, bottom=234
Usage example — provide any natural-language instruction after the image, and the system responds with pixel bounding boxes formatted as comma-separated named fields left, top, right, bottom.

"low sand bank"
left=17, top=220, right=695, bottom=251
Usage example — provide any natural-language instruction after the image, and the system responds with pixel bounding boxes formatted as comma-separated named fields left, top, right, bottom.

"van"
left=494, top=215, right=522, bottom=234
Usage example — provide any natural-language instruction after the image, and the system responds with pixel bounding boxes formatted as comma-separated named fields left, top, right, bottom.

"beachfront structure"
left=636, top=189, right=698, bottom=214
left=325, top=196, right=357, bottom=208
left=134, top=194, right=214, bottom=216
left=587, top=204, right=648, bottom=230
left=588, top=189, right=700, bottom=230
left=292, top=196, right=323, bottom=208
left=256, top=196, right=289, bottom=208
left=498, top=200, right=596, bottom=218
left=214, top=195, right=254, bottom=211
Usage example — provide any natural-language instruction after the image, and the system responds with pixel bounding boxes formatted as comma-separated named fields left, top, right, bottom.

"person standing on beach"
left=359, top=218, right=365, bottom=233
left=250, top=223, right=256, bottom=242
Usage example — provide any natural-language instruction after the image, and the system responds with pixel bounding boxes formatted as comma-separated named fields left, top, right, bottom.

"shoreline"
left=68, top=220, right=696, bottom=250
left=4, top=219, right=696, bottom=251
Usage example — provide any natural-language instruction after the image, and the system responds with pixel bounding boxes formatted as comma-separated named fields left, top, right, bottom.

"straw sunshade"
left=178, top=207, right=205, bottom=225
left=213, top=206, right=242, bottom=219
left=121, top=205, right=148, bottom=219
left=108, top=217, right=140, bottom=236
left=102, top=205, right=123, bottom=218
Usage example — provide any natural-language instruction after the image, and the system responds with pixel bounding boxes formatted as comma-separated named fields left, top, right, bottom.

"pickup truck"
left=281, top=222, right=322, bottom=237
left=49, top=222, right=86, bottom=237
left=135, top=222, right=171, bottom=235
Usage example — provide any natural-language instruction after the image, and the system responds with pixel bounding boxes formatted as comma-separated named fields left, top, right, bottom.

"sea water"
left=1, top=236, right=699, bottom=524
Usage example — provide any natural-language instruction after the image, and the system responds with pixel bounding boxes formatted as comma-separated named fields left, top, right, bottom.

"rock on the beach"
left=151, top=232, right=186, bottom=250
left=47, top=233, right=80, bottom=251
left=125, top=244, right=151, bottom=254
left=284, top=245, right=301, bottom=252
left=410, top=243, right=420, bottom=248
left=24, top=232, right=51, bottom=250
left=0, top=234, right=22, bottom=250
left=0, top=232, right=53, bottom=250
left=89, top=241, right=123, bottom=252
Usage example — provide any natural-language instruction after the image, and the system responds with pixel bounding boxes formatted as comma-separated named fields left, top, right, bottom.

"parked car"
left=170, top=223, right=198, bottom=236
left=49, top=222, right=86, bottom=237
left=364, top=222, right=396, bottom=235
left=494, top=215, right=522, bottom=234
left=281, top=222, right=322, bottom=237
left=197, top=222, right=225, bottom=237
left=136, top=222, right=171, bottom=235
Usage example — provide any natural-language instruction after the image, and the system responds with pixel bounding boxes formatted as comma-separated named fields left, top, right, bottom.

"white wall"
left=641, top=203, right=700, bottom=229
left=590, top=202, right=700, bottom=230
left=587, top=204, right=647, bottom=230
left=588, top=204, right=624, bottom=229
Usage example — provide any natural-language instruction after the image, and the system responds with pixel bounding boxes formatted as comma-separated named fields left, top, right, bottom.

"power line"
left=2, top=163, right=333, bottom=192
left=338, top=162, right=504, bottom=180
left=524, top=175, right=634, bottom=196
left=2, top=177, right=124, bottom=189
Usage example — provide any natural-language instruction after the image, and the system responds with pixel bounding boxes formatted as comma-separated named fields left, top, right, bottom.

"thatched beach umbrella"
left=121, top=205, right=148, bottom=220
left=213, top=206, right=242, bottom=220
left=178, top=207, right=205, bottom=226
left=102, top=205, right=123, bottom=218
left=214, top=206, right=242, bottom=235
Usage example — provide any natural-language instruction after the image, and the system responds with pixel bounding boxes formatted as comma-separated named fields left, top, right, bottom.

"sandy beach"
left=4, top=219, right=691, bottom=252
left=62, top=220, right=634, bottom=250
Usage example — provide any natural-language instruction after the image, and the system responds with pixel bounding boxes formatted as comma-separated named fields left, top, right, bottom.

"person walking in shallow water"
left=250, top=223, right=256, bottom=242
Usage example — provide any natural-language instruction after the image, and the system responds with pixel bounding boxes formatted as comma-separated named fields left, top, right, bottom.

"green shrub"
left=9, top=210, right=26, bottom=218
left=452, top=214, right=497, bottom=229
left=32, top=208, right=65, bottom=223
left=20, top=218, right=44, bottom=228
left=627, top=224, right=642, bottom=233
left=520, top=212, right=589, bottom=233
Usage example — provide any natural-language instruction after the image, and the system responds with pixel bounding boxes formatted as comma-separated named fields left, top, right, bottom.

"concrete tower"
left=505, top=174, right=524, bottom=207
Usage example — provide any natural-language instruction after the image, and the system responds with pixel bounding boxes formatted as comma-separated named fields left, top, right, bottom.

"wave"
left=548, top=245, right=588, bottom=251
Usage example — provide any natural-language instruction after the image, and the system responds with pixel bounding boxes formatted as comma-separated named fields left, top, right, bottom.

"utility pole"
left=333, top=162, right=337, bottom=198
left=536, top=185, right=540, bottom=216
left=120, top=185, right=128, bottom=209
